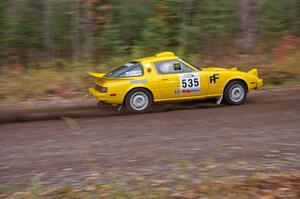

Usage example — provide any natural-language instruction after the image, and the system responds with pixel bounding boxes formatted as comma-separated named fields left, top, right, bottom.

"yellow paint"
left=88, top=52, right=263, bottom=104
left=89, top=72, right=105, bottom=78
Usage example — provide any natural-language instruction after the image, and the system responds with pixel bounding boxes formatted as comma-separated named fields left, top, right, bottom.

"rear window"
left=104, top=61, right=143, bottom=78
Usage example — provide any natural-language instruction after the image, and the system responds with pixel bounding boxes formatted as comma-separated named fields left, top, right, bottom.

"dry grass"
left=0, top=64, right=92, bottom=103
left=1, top=171, right=299, bottom=199
left=0, top=36, right=299, bottom=103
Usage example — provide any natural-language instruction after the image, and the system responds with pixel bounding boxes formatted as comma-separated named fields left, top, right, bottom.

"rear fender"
left=123, top=85, right=155, bottom=104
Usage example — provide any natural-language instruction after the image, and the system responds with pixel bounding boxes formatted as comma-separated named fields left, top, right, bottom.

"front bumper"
left=256, top=78, right=263, bottom=89
left=89, top=87, right=108, bottom=102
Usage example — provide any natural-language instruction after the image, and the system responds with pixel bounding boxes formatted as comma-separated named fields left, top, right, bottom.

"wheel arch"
left=224, top=78, right=249, bottom=91
left=218, top=78, right=249, bottom=103
left=123, top=87, right=154, bottom=105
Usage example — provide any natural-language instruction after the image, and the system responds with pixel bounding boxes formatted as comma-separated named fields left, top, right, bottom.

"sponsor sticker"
left=177, top=73, right=200, bottom=94
left=130, top=79, right=148, bottom=84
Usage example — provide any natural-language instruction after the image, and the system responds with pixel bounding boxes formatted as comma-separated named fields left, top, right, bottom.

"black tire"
left=125, top=88, right=153, bottom=113
left=223, top=80, right=247, bottom=105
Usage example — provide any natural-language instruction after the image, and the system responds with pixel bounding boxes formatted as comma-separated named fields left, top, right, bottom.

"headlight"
left=94, top=84, right=108, bottom=93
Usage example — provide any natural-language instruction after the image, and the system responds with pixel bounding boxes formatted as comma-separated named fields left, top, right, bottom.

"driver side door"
left=153, top=59, right=208, bottom=100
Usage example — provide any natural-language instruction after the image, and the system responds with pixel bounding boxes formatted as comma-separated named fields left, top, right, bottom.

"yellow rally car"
left=89, top=52, right=263, bottom=112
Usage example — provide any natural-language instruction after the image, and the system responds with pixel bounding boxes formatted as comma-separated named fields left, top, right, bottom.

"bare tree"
left=288, top=0, right=299, bottom=35
left=179, top=0, right=195, bottom=54
left=7, top=0, right=21, bottom=68
left=42, top=0, right=54, bottom=60
left=83, top=1, right=92, bottom=59
left=235, top=0, right=260, bottom=54
left=70, top=0, right=80, bottom=60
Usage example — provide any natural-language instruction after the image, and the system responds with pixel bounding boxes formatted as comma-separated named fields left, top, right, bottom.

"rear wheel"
left=125, top=88, right=153, bottom=113
left=223, top=80, right=247, bottom=105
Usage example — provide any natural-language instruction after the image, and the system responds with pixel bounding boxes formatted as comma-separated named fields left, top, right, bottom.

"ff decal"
left=210, top=74, right=219, bottom=84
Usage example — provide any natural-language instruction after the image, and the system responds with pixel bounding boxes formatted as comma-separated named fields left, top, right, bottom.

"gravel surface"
left=0, top=86, right=300, bottom=187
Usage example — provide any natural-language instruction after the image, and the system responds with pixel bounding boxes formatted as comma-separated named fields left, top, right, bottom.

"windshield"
left=104, top=61, right=143, bottom=78
left=180, top=59, right=200, bottom=71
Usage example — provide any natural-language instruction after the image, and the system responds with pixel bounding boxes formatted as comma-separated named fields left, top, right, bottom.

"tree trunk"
left=42, top=0, right=53, bottom=61
left=179, top=0, right=194, bottom=55
left=7, top=0, right=22, bottom=69
left=83, top=2, right=92, bottom=59
left=70, top=1, right=80, bottom=60
left=289, top=0, right=300, bottom=35
left=235, top=0, right=259, bottom=54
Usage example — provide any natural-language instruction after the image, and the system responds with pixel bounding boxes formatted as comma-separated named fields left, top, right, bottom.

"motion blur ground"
left=0, top=86, right=300, bottom=198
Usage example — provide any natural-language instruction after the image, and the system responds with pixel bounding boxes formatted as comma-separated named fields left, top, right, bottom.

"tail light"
left=94, top=84, right=108, bottom=93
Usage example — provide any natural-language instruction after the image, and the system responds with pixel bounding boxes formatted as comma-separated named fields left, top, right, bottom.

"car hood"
left=201, top=67, right=238, bottom=72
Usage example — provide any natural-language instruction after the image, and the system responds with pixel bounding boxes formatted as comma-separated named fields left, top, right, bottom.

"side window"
left=154, top=60, right=193, bottom=74
left=119, top=65, right=143, bottom=77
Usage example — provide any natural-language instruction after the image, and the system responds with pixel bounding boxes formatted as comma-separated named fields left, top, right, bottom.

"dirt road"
left=0, top=87, right=300, bottom=187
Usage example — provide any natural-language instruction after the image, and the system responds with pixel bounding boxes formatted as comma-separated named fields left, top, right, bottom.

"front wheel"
left=125, top=88, right=153, bottom=113
left=223, top=80, right=247, bottom=105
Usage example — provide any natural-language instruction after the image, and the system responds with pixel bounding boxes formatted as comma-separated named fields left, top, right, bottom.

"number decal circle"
left=179, top=73, right=200, bottom=93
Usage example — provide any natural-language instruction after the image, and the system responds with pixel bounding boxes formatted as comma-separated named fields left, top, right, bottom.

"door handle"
left=162, top=78, right=168, bottom=81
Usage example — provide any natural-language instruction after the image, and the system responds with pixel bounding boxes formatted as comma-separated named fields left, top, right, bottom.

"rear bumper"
left=89, top=87, right=108, bottom=102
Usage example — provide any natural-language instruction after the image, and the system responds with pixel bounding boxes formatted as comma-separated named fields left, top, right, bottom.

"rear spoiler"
left=88, top=72, right=133, bottom=80
left=248, top=69, right=258, bottom=77
left=89, top=72, right=105, bottom=78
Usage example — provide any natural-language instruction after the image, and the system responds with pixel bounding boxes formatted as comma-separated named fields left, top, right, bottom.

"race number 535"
left=179, top=73, right=200, bottom=91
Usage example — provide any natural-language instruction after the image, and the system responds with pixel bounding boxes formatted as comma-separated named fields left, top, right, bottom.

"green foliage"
left=197, top=0, right=234, bottom=46
left=30, top=177, right=43, bottom=198
left=93, top=22, right=124, bottom=59
left=171, top=0, right=235, bottom=57
left=259, top=0, right=289, bottom=40
left=50, top=0, right=72, bottom=56
left=0, top=0, right=8, bottom=61
left=14, top=0, right=43, bottom=59
left=0, top=0, right=299, bottom=67
left=136, top=15, right=171, bottom=55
